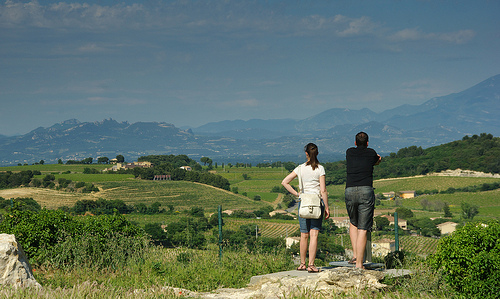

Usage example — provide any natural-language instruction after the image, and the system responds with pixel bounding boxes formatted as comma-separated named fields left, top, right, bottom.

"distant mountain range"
left=1, top=74, right=499, bottom=166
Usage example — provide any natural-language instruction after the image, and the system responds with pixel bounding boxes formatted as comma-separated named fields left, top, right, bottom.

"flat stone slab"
left=329, top=261, right=385, bottom=270
left=383, top=268, right=412, bottom=277
left=249, top=268, right=320, bottom=285
left=250, top=263, right=411, bottom=286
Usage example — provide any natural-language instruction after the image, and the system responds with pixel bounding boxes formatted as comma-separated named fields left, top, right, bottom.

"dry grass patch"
left=0, top=187, right=97, bottom=209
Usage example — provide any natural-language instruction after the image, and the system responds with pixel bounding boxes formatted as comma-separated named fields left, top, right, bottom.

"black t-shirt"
left=345, top=146, right=379, bottom=188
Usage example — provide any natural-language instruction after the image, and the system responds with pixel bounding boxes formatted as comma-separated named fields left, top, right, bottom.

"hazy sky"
left=1, top=0, right=499, bottom=135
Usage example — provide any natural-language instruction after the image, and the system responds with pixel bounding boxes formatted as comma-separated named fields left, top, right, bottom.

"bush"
left=0, top=208, right=148, bottom=269
left=385, top=250, right=405, bottom=269
left=429, top=220, right=500, bottom=298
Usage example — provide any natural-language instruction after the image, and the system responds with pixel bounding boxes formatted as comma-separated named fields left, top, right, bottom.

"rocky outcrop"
left=165, top=267, right=387, bottom=298
left=0, top=234, right=41, bottom=288
left=431, top=168, right=500, bottom=178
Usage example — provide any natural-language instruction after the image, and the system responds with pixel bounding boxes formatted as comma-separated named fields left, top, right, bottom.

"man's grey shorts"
left=345, top=186, right=375, bottom=231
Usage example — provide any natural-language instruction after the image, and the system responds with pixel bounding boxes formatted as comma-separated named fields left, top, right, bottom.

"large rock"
left=0, top=234, right=41, bottom=288
left=165, top=267, right=388, bottom=298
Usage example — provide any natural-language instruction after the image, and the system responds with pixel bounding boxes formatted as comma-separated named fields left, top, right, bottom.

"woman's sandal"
left=296, top=263, right=307, bottom=271
left=307, top=264, right=321, bottom=273
left=348, top=257, right=356, bottom=264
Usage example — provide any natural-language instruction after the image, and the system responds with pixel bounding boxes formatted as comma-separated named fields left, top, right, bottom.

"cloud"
left=389, top=28, right=475, bottom=44
left=333, top=15, right=378, bottom=37
left=77, top=43, right=108, bottom=53
left=0, top=0, right=147, bottom=29
left=1, top=0, right=475, bottom=48
left=256, top=81, right=281, bottom=87
left=221, top=98, right=260, bottom=108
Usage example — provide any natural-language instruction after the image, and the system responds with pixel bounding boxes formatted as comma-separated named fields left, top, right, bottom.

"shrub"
left=385, top=250, right=405, bottom=269
left=429, top=220, right=500, bottom=298
left=0, top=208, right=148, bottom=269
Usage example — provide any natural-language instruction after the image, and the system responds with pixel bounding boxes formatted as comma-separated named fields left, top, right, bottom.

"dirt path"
left=272, top=193, right=283, bottom=208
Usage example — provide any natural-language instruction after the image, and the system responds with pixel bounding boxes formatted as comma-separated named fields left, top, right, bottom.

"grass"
left=50, top=173, right=135, bottom=182
left=374, top=176, right=500, bottom=193
left=382, top=189, right=500, bottom=220
left=25, top=245, right=294, bottom=294
left=98, top=180, right=269, bottom=213
left=2, top=163, right=499, bottom=220
left=224, top=218, right=299, bottom=238
left=0, top=164, right=109, bottom=173
left=2, top=244, right=454, bottom=299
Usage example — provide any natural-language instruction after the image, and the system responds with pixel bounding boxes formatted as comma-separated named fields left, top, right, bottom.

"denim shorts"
left=298, top=200, right=324, bottom=233
left=345, top=186, right=375, bottom=231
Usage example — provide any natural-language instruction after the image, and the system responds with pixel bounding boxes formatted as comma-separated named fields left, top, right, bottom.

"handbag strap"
left=297, top=163, right=304, bottom=194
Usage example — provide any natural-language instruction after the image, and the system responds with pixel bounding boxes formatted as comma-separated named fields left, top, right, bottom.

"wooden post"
left=218, top=205, right=223, bottom=264
left=395, top=212, right=400, bottom=251
left=365, top=231, right=372, bottom=263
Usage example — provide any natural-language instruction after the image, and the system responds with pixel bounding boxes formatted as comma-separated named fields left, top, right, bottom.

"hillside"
left=325, top=133, right=500, bottom=185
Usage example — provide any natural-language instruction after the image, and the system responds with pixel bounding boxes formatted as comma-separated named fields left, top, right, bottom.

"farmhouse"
left=380, top=215, right=408, bottom=230
left=381, top=191, right=395, bottom=199
left=330, top=216, right=351, bottom=229
left=104, top=161, right=154, bottom=172
left=372, top=238, right=396, bottom=257
left=437, top=221, right=458, bottom=235
left=398, top=191, right=416, bottom=199
left=269, top=210, right=296, bottom=219
left=285, top=237, right=300, bottom=249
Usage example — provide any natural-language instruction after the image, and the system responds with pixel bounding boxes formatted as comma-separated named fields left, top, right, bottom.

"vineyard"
left=399, top=235, right=440, bottom=256
left=224, top=218, right=300, bottom=238
left=224, top=218, right=441, bottom=256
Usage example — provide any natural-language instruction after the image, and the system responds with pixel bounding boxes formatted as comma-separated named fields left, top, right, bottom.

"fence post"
left=365, top=231, right=372, bottom=263
left=394, top=212, right=400, bottom=251
left=218, top=205, right=223, bottom=264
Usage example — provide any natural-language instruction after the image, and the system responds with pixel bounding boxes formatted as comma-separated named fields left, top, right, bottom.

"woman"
left=281, top=143, right=330, bottom=273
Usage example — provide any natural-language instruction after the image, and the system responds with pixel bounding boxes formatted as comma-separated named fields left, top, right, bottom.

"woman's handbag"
left=297, top=164, right=322, bottom=219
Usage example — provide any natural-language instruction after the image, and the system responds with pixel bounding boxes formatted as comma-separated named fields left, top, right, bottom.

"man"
left=345, top=132, right=381, bottom=269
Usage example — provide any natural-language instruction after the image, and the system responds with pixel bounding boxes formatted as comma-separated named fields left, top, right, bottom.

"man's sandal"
left=297, top=263, right=307, bottom=271
left=307, top=265, right=320, bottom=273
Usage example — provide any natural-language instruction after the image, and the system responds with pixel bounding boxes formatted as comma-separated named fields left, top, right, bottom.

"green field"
left=48, top=173, right=135, bottom=182
left=2, top=164, right=499, bottom=220
left=97, top=180, right=268, bottom=213
left=2, top=163, right=499, bottom=261
left=1, top=164, right=109, bottom=173
left=374, top=176, right=500, bottom=193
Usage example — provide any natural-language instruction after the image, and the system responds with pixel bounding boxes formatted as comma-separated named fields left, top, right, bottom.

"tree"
left=116, top=155, right=125, bottom=163
left=443, top=202, right=452, bottom=218
left=200, top=157, right=210, bottom=166
left=97, top=157, right=109, bottom=164
left=144, top=223, right=168, bottom=246
left=395, top=207, right=414, bottom=220
left=414, top=218, right=440, bottom=237
left=374, top=216, right=390, bottom=231
left=58, top=159, right=63, bottom=164
left=39, top=160, right=45, bottom=165
left=81, top=157, right=93, bottom=164
left=283, top=162, right=296, bottom=172
left=461, top=202, right=479, bottom=220
left=429, top=220, right=500, bottom=298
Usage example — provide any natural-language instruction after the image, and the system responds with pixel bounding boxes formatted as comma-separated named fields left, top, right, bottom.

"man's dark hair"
left=356, top=132, right=368, bottom=147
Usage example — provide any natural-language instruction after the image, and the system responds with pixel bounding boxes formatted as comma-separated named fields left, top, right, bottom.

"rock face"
left=167, top=267, right=387, bottom=298
left=431, top=168, right=500, bottom=178
left=0, top=234, right=41, bottom=288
